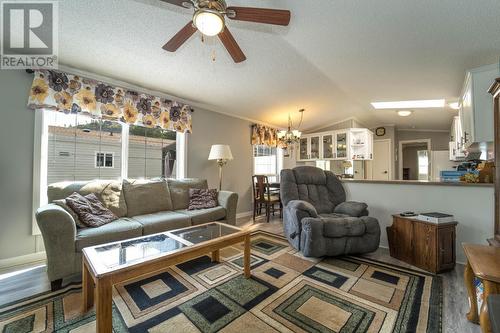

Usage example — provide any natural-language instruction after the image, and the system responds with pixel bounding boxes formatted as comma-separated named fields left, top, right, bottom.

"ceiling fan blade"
left=162, top=22, right=197, bottom=52
left=158, top=0, right=193, bottom=8
left=218, top=28, right=246, bottom=63
left=226, top=7, right=291, bottom=26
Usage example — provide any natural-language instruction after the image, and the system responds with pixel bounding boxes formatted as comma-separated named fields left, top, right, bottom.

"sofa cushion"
left=321, top=216, right=367, bottom=238
left=167, top=179, right=208, bottom=210
left=123, top=179, right=173, bottom=216
left=176, top=206, right=226, bottom=225
left=132, top=211, right=191, bottom=235
left=66, top=192, right=118, bottom=228
left=188, top=188, right=218, bottom=210
left=48, top=180, right=128, bottom=217
left=75, top=217, right=143, bottom=251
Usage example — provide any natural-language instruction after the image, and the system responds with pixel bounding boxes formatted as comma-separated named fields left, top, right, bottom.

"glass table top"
left=170, top=223, right=239, bottom=244
left=93, top=234, right=186, bottom=269
left=84, top=222, right=243, bottom=274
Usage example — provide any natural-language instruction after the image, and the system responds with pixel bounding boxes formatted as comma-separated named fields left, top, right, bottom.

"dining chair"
left=252, top=175, right=282, bottom=222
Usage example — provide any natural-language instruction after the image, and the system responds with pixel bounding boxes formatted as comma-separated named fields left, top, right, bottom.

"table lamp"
left=208, top=144, right=233, bottom=190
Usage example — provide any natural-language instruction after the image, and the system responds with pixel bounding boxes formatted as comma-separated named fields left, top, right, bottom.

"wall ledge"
left=342, top=179, right=494, bottom=187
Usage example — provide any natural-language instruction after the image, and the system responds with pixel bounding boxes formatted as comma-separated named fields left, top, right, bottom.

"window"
left=253, top=145, right=283, bottom=182
left=34, top=110, right=186, bottom=231
left=128, top=125, right=177, bottom=179
left=417, top=150, right=429, bottom=181
left=45, top=111, right=123, bottom=184
left=95, top=152, right=114, bottom=168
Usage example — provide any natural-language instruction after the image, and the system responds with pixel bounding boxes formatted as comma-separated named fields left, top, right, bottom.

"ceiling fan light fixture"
left=193, top=9, right=224, bottom=36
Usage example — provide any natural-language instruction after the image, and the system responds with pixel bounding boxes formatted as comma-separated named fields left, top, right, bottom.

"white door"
left=370, top=140, right=391, bottom=180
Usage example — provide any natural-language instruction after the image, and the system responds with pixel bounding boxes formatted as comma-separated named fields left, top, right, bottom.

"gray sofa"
left=281, top=166, right=380, bottom=257
left=36, top=178, right=238, bottom=290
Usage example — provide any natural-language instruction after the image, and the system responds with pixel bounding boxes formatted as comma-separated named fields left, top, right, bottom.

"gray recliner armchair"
left=280, top=166, right=380, bottom=257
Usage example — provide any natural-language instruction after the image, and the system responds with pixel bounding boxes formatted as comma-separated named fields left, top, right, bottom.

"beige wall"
left=187, top=109, right=253, bottom=214
left=0, top=70, right=41, bottom=260
left=396, top=130, right=450, bottom=150
left=344, top=182, right=494, bottom=263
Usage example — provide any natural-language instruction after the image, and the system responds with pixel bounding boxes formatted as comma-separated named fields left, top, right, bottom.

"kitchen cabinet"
left=296, top=128, right=373, bottom=162
left=298, top=137, right=309, bottom=160
left=335, top=131, right=349, bottom=159
left=321, top=133, right=334, bottom=159
left=449, top=116, right=466, bottom=161
left=297, top=135, right=321, bottom=161
left=349, top=128, right=373, bottom=160
left=310, top=135, right=320, bottom=159
left=459, top=63, right=499, bottom=147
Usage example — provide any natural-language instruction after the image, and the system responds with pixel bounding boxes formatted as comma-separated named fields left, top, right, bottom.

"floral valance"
left=251, top=124, right=279, bottom=147
left=27, top=70, right=193, bottom=133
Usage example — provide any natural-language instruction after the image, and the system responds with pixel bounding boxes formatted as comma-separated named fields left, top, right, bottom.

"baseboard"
left=236, top=211, right=253, bottom=219
left=0, top=251, right=46, bottom=271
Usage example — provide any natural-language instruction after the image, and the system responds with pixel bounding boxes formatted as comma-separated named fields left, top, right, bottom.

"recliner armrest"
left=286, top=200, right=318, bottom=218
left=334, top=201, right=368, bottom=217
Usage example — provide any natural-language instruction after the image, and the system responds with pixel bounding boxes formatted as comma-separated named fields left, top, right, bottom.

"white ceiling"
left=58, top=0, right=500, bottom=131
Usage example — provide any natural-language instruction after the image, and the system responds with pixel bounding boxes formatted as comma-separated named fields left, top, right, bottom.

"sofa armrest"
left=334, top=201, right=368, bottom=217
left=36, top=204, right=77, bottom=281
left=218, top=191, right=238, bottom=225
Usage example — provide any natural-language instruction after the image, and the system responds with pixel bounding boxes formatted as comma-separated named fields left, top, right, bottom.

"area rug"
left=0, top=231, right=442, bottom=332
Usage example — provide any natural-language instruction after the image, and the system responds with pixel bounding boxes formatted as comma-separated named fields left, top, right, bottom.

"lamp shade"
left=208, top=144, right=233, bottom=161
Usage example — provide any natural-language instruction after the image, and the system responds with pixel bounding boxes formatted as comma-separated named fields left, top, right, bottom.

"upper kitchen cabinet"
left=349, top=128, right=373, bottom=160
left=459, top=63, right=500, bottom=146
left=297, top=134, right=321, bottom=161
left=296, top=128, right=373, bottom=161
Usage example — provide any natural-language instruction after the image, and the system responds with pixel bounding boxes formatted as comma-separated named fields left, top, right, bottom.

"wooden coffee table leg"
left=95, top=277, right=113, bottom=333
left=211, top=249, right=220, bottom=263
left=465, top=260, right=479, bottom=323
left=244, top=234, right=251, bottom=278
left=82, top=258, right=94, bottom=312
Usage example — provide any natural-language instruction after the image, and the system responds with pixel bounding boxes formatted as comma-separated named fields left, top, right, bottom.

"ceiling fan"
left=160, top=0, right=291, bottom=63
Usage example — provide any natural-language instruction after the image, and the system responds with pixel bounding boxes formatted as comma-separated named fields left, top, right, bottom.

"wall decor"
left=375, top=127, right=386, bottom=136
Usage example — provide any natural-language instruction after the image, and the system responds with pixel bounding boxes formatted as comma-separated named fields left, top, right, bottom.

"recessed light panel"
left=371, top=99, right=445, bottom=109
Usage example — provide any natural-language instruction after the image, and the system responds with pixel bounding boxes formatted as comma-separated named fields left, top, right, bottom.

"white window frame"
left=32, top=110, right=187, bottom=235
left=252, top=145, right=284, bottom=182
left=95, top=151, right=115, bottom=169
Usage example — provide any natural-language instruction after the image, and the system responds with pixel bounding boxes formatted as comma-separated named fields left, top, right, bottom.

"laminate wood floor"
left=0, top=216, right=480, bottom=332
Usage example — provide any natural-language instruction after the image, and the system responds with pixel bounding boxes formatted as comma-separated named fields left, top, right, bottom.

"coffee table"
left=81, top=222, right=251, bottom=333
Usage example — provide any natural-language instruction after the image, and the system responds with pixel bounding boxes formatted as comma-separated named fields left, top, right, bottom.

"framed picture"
left=375, top=127, right=386, bottom=136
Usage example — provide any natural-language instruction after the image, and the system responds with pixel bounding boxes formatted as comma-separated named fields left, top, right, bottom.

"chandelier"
left=277, top=109, right=304, bottom=152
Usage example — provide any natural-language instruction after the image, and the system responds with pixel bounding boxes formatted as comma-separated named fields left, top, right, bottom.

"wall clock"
left=375, top=127, right=386, bottom=136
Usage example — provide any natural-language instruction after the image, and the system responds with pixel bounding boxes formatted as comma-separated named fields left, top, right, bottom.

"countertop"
left=341, top=179, right=494, bottom=187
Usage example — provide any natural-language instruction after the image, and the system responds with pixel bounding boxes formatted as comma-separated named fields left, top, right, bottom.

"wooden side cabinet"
left=387, top=215, right=458, bottom=273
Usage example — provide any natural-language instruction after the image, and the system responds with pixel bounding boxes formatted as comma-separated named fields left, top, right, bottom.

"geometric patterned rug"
left=0, top=231, right=442, bottom=332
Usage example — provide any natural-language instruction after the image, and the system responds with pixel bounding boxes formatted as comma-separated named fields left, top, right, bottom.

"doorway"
left=366, top=139, right=392, bottom=180
left=398, top=139, right=431, bottom=180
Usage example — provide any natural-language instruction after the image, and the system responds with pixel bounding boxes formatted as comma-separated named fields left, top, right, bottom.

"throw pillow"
left=65, top=192, right=118, bottom=228
left=53, top=199, right=87, bottom=228
left=188, top=188, right=218, bottom=210
left=122, top=179, right=173, bottom=216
